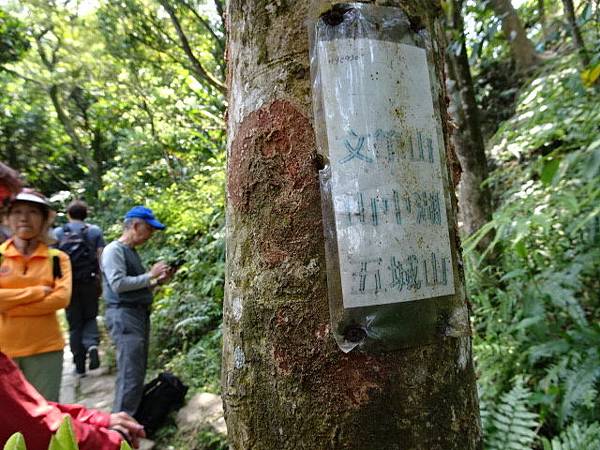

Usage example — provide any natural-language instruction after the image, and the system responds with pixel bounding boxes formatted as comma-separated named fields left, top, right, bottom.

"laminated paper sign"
left=318, top=38, right=456, bottom=309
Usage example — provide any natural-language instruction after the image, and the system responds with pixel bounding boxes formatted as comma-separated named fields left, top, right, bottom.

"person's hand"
left=156, top=266, right=175, bottom=284
left=149, top=261, right=169, bottom=279
left=109, top=412, right=145, bottom=448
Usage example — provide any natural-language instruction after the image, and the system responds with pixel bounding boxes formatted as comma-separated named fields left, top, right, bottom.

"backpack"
left=57, top=224, right=98, bottom=281
left=134, top=372, right=188, bottom=436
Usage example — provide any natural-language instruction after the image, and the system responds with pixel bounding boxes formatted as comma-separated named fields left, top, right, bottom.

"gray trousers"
left=105, top=305, right=150, bottom=415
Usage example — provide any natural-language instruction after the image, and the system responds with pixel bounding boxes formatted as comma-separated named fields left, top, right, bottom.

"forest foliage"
left=0, top=0, right=599, bottom=448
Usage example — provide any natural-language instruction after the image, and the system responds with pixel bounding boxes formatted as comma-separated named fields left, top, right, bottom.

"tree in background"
left=222, top=1, right=481, bottom=448
left=489, top=0, right=540, bottom=72
left=445, top=0, right=493, bottom=247
left=1, top=0, right=226, bottom=198
left=538, top=0, right=548, bottom=41
left=0, top=1, right=124, bottom=196
left=561, top=0, right=590, bottom=66
left=0, top=8, right=30, bottom=66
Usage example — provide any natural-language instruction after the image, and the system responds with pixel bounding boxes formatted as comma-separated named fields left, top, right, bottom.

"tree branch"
left=48, top=84, right=96, bottom=171
left=177, top=0, right=224, bottom=54
left=213, top=0, right=224, bottom=28
left=0, top=67, right=44, bottom=86
left=158, top=0, right=226, bottom=93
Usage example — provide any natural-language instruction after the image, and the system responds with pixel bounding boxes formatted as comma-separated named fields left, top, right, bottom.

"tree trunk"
left=490, top=0, right=540, bottom=72
left=446, top=0, right=493, bottom=245
left=48, top=84, right=98, bottom=175
left=538, top=0, right=548, bottom=41
left=562, top=0, right=590, bottom=66
left=222, top=1, right=482, bottom=449
left=5, top=145, right=19, bottom=171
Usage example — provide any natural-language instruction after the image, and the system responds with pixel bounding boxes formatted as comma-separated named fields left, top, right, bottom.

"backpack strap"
left=48, top=248, right=63, bottom=279
left=0, top=241, right=62, bottom=279
left=63, top=223, right=91, bottom=244
left=0, top=240, right=9, bottom=265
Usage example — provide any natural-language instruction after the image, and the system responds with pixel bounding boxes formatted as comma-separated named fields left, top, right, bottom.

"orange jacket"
left=0, top=239, right=72, bottom=358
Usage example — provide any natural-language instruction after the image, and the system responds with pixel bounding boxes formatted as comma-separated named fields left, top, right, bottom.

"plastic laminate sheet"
left=310, top=3, right=470, bottom=352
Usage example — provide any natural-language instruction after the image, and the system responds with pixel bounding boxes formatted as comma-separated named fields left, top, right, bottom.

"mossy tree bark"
left=222, top=1, right=482, bottom=449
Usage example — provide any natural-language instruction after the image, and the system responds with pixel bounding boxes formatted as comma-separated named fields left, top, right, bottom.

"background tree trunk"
left=222, top=1, right=482, bottom=449
left=561, top=0, right=590, bottom=66
left=489, top=0, right=540, bottom=72
left=446, top=0, right=493, bottom=246
left=538, top=0, right=548, bottom=41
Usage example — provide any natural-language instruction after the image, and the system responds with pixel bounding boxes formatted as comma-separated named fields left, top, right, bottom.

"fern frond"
left=541, top=422, right=600, bottom=450
left=486, top=379, right=539, bottom=450
left=559, top=350, right=600, bottom=424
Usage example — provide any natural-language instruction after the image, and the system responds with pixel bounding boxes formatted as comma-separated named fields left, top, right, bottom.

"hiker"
left=0, top=163, right=22, bottom=243
left=102, top=206, right=173, bottom=415
left=0, top=350, right=145, bottom=449
left=0, top=190, right=72, bottom=401
left=55, top=200, right=105, bottom=376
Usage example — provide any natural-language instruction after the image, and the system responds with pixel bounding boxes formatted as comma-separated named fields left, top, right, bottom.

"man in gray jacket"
left=102, top=206, right=172, bottom=415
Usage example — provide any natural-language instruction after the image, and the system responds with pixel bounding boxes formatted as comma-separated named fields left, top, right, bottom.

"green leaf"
left=513, top=239, right=527, bottom=258
left=119, top=442, right=133, bottom=450
left=541, top=158, right=561, bottom=185
left=48, top=417, right=79, bottom=450
left=3, top=433, right=27, bottom=450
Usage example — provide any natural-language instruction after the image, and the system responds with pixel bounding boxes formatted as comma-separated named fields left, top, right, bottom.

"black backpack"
left=134, top=372, right=188, bottom=436
left=57, top=224, right=97, bottom=281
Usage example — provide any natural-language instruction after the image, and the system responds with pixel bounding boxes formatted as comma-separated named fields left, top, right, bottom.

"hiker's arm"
left=0, top=286, right=46, bottom=313
left=5, top=254, right=72, bottom=317
left=0, top=353, right=123, bottom=450
left=102, top=245, right=152, bottom=293
left=51, top=402, right=111, bottom=427
left=49, top=403, right=127, bottom=449
left=51, top=404, right=144, bottom=449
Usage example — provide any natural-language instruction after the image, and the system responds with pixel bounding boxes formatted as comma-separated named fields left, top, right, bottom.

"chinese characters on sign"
left=318, top=39, right=456, bottom=308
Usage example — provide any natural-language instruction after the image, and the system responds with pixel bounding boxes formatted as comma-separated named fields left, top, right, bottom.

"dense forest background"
left=1, top=0, right=599, bottom=448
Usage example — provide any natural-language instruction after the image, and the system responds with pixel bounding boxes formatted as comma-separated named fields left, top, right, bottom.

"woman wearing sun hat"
left=0, top=189, right=72, bottom=401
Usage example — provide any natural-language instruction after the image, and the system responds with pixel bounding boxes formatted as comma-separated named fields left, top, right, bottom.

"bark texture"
left=561, top=0, right=590, bottom=66
left=222, top=1, right=482, bottom=449
left=446, top=0, right=492, bottom=243
left=490, top=0, right=540, bottom=72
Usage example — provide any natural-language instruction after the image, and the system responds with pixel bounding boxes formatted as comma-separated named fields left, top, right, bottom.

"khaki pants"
left=15, top=350, right=63, bottom=402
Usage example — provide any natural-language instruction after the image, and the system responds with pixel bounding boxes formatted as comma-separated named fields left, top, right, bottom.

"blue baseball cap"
left=124, top=206, right=166, bottom=230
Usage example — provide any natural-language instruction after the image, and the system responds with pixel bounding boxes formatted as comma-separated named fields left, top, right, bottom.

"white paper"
left=318, top=38, right=455, bottom=308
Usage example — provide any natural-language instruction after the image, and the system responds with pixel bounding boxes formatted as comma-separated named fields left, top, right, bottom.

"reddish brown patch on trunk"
left=228, top=100, right=321, bottom=267
left=228, top=100, right=317, bottom=212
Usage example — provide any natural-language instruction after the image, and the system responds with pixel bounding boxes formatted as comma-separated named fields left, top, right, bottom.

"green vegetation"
left=464, top=1, right=600, bottom=447
left=1, top=0, right=226, bottom=446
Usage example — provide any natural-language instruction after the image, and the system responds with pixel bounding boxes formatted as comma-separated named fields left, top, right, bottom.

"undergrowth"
left=466, top=49, right=600, bottom=448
